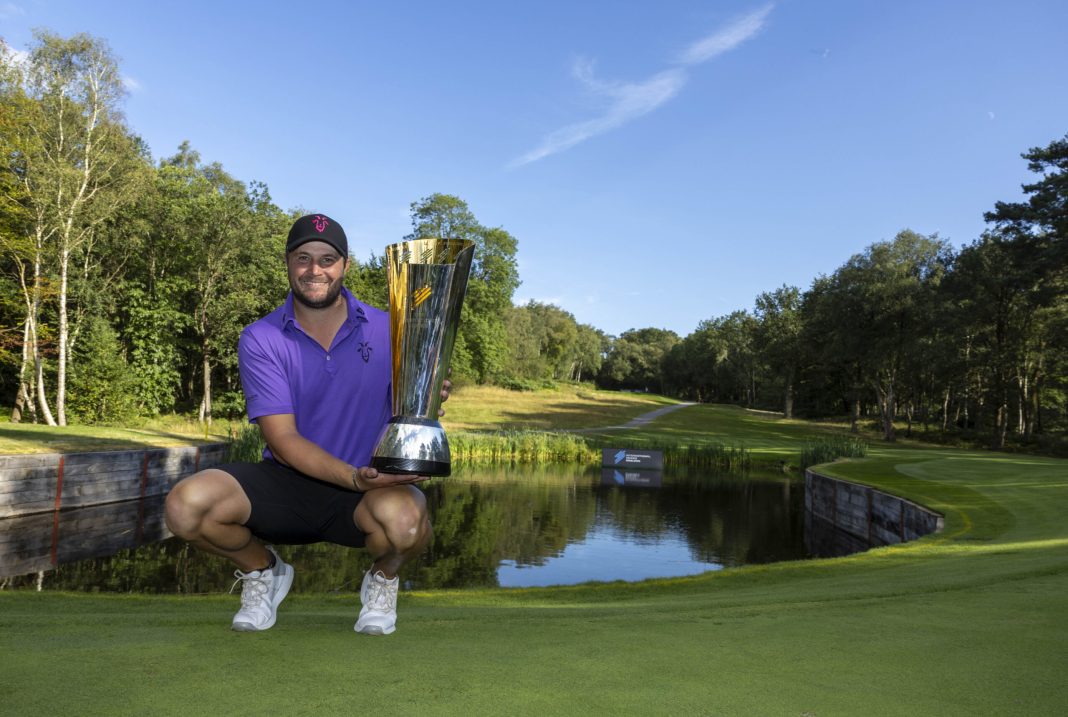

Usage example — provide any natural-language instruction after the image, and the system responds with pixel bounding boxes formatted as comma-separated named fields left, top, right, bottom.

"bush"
left=495, top=376, right=562, bottom=392
left=67, top=316, right=139, bottom=424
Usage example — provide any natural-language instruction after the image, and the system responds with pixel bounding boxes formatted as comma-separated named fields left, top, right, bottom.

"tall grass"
left=223, top=425, right=752, bottom=472
left=451, top=431, right=751, bottom=471
left=449, top=430, right=597, bottom=464
left=799, top=435, right=867, bottom=470
left=227, top=424, right=266, bottom=463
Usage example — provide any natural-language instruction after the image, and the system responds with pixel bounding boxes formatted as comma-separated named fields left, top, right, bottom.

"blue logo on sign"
left=614, top=470, right=624, bottom=485
left=614, top=449, right=627, bottom=464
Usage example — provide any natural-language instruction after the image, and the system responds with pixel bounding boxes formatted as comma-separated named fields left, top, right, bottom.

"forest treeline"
left=2, top=31, right=1065, bottom=452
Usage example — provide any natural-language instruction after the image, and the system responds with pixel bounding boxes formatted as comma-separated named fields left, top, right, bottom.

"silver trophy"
left=369, top=237, right=475, bottom=477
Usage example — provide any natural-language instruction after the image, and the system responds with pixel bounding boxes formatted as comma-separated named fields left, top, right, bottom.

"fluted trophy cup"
left=369, top=237, right=475, bottom=477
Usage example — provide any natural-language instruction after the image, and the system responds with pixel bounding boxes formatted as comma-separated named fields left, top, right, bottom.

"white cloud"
left=678, top=4, right=774, bottom=66
left=0, top=3, right=25, bottom=20
left=510, top=66, right=685, bottom=167
left=510, top=4, right=774, bottom=167
left=122, top=75, right=142, bottom=92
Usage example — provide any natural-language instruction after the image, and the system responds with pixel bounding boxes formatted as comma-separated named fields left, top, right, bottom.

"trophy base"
left=370, top=417, right=451, bottom=477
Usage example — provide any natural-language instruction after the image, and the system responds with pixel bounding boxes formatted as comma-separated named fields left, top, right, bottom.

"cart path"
left=571, top=401, right=697, bottom=433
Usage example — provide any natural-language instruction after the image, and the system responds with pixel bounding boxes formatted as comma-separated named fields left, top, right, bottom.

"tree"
left=754, top=286, right=802, bottom=417
left=571, top=323, right=606, bottom=382
left=985, top=133, right=1067, bottom=274
left=823, top=230, right=950, bottom=440
left=121, top=143, right=285, bottom=423
left=7, top=31, right=147, bottom=425
left=407, top=194, right=519, bottom=384
left=599, top=328, right=679, bottom=393
left=0, top=44, right=37, bottom=421
left=66, top=315, right=137, bottom=423
left=981, top=133, right=1068, bottom=444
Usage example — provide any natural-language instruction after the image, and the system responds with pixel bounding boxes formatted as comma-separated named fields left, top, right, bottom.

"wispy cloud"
left=678, top=4, right=773, bottom=65
left=122, top=75, right=142, bottom=92
left=510, top=66, right=685, bottom=167
left=510, top=4, right=773, bottom=168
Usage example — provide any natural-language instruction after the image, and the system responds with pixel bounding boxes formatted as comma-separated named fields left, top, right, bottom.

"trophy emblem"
left=369, top=237, right=475, bottom=477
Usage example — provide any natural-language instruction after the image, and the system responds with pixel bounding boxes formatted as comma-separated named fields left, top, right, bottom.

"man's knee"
left=361, top=487, right=430, bottom=544
left=164, top=470, right=247, bottom=540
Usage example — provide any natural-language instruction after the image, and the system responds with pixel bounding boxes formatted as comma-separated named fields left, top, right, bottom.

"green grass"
left=441, top=383, right=678, bottom=431
left=0, top=419, right=237, bottom=455
left=2, top=392, right=1067, bottom=714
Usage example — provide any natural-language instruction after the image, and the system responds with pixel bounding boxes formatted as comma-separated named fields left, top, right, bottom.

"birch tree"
left=12, top=31, right=144, bottom=424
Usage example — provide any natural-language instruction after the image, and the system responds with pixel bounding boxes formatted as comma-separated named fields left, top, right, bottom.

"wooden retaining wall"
left=0, top=494, right=171, bottom=578
left=0, top=443, right=229, bottom=519
left=805, top=468, right=944, bottom=547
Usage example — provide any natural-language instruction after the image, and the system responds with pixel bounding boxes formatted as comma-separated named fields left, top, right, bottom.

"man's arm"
left=257, top=414, right=427, bottom=492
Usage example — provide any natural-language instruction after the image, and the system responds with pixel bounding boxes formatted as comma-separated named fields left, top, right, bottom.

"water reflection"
left=0, top=464, right=869, bottom=593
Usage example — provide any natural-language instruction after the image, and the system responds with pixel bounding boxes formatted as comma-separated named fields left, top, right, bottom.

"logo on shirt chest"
left=358, top=341, right=373, bottom=363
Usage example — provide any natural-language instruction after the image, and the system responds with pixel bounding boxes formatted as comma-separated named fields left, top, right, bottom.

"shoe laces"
left=365, top=572, right=397, bottom=612
left=230, top=569, right=271, bottom=609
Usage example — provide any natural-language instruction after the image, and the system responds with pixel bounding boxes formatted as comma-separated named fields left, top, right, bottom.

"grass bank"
left=0, top=416, right=237, bottom=455
left=440, top=383, right=677, bottom=432
left=2, top=389, right=1066, bottom=714
left=0, top=384, right=667, bottom=455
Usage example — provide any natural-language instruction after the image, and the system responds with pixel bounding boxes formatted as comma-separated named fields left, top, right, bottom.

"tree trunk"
left=1033, top=378, right=1043, bottom=436
left=1016, top=372, right=1026, bottom=435
left=850, top=396, right=861, bottom=433
left=941, top=387, right=951, bottom=435
left=56, top=245, right=70, bottom=426
left=35, top=352, right=56, bottom=426
left=874, top=377, right=896, bottom=442
left=783, top=366, right=794, bottom=419
left=199, top=343, right=212, bottom=426
left=993, top=400, right=1008, bottom=450
left=11, top=320, right=32, bottom=423
left=29, top=273, right=55, bottom=426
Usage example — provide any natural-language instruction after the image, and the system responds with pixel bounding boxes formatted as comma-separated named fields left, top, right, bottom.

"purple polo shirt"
left=237, top=287, right=392, bottom=468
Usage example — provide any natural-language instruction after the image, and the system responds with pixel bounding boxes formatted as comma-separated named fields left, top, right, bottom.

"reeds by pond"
left=449, top=430, right=598, bottom=464
left=225, top=425, right=753, bottom=472
left=799, top=435, right=868, bottom=470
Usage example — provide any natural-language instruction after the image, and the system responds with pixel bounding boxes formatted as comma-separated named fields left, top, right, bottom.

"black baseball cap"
left=286, top=213, right=349, bottom=258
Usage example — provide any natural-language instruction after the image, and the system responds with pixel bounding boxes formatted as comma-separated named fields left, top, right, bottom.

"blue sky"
left=3, top=1, right=1066, bottom=337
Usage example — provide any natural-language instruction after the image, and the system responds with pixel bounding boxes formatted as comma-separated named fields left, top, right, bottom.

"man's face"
left=287, top=241, right=349, bottom=309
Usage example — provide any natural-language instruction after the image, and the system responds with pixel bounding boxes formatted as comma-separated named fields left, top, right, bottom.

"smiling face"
left=286, top=240, right=349, bottom=309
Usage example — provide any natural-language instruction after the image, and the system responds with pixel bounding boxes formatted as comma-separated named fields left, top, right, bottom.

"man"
left=165, top=213, right=442, bottom=636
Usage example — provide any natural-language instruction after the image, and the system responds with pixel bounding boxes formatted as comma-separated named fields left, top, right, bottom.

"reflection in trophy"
left=369, top=237, right=475, bottom=477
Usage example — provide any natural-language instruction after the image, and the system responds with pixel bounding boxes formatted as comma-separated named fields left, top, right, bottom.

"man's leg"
left=164, top=468, right=294, bottom=631
left=164, top=469, right=271, bottom=572
left=352, top=484, right=431, bottom=635
left=355, top=484, right=433, bottom=576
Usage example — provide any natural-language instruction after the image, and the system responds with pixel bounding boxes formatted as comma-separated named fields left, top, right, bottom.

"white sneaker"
left=230, top=546, right=293, bottom=632
left=354, top=570, right=399, bottom=635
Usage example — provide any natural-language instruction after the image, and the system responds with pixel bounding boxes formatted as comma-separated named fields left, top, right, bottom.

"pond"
left=0, top=463, right=860, bottom=593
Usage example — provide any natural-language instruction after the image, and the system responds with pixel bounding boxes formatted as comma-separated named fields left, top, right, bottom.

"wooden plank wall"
left=0, top=443, right=229, bottom=519
left=0, top=494, right=170, bottom=577
left=804, top=468, right=945, bottom=548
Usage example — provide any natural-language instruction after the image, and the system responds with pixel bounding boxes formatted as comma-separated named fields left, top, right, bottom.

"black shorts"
left=218, top=460, right=366, bottom=548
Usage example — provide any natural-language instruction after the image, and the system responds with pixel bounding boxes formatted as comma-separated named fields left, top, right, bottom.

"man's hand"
left=438, top=367, right=453, bottom=417
left=438, top=377, right=452, bottom=417
left=351, top=466, right=430, bottom=492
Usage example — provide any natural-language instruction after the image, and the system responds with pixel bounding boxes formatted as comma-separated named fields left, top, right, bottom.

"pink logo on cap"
left=312, top=215, right=329, bottom=233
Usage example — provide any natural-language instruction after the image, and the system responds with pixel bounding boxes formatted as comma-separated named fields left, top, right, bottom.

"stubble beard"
left=291, top=278, right=344, bottom=310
